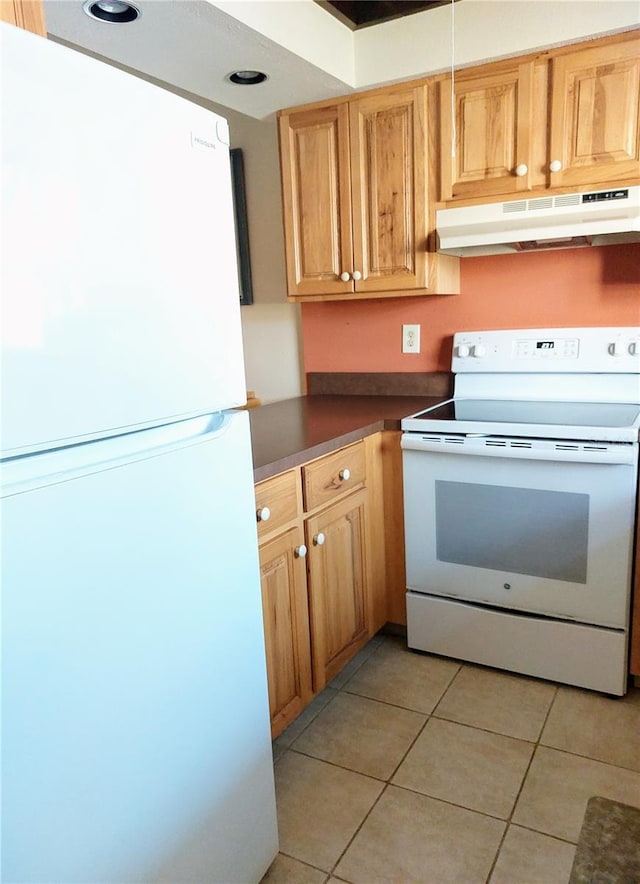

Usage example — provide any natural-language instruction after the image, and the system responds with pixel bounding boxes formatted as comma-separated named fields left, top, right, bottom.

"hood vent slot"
left=555, top=193, right=582, bottom=208
left=528, top=197, right=554, bottom=211
left=503, top=200, right=527, bottom=213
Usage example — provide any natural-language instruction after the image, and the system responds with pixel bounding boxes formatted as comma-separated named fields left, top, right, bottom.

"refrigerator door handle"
left=1, top=412, right=240, bottom=498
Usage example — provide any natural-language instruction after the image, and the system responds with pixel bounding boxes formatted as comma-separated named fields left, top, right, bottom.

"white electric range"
left=401, top=327, right=640, bottom=695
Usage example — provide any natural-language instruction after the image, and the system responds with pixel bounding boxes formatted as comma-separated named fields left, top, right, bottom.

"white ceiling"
left=43, top=1, right=356, bottom=119
left=43, top=1, right=640, bottom=121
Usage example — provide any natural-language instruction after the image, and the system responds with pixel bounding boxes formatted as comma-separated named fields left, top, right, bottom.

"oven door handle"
left=401, top=434, right=637, bottom=465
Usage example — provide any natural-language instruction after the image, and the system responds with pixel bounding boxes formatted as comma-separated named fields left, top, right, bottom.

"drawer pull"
left=256, top=506, right=271, bottom=522
left=313, top=533, right=326, bottom=546
left=339, top=468, right=351, bottom=481
left=295, top=544, right=307, bottom=559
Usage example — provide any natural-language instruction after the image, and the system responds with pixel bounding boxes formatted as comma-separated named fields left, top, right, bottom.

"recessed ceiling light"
left=82, top=0, right=140, bottom=23
left=228, top=70, right=268, bottom=86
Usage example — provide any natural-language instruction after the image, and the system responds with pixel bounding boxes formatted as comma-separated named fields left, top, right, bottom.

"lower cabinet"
left=306, top=489, right=369, bottom=691
left=259, top=526, right=312, bottom=738
left=255, top=433, right=396, bottom=738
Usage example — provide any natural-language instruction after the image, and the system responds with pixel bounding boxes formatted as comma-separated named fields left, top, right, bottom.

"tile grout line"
left=326, top=782, right=388, bottom=883
left=273, top=849, right=335, bottom=880
left=430, top=657, right=466, bottom=716
left=483, top=682, right=561, bottom=883
left=532, top=742, right=640, bottom=777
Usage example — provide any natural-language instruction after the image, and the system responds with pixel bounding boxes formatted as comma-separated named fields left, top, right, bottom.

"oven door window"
left=435, top=481, right=589, bottom=584
left=402, top=449, right=636, bottom=629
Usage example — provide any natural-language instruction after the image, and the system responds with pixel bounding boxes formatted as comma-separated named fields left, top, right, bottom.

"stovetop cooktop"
left=410, top=399, right=640, bottom=428
left=402, top=398, right=640, bottom=443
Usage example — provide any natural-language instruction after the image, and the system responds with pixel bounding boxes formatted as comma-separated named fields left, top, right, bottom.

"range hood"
left=436, top=186, right=640, bottom=257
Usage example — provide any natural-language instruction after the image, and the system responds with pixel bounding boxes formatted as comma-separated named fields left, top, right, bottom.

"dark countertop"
left=249, top=395, right=446, bottom=483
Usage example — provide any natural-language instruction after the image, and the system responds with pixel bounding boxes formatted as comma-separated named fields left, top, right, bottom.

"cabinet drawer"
left=303, top=442, right=366, bottom=512
left=255, top=470, right=300, bottom=539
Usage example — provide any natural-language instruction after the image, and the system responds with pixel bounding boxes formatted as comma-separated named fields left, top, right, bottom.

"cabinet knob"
left=514, top=164, right=528, bottom=177
left=340, top=271, right=351, bottom=282
left=256, top=506, right=271, bottom=522
left=339, top=468, right=351, bottom=481
left=351, top=270, right=362, bottom=281
left=294, top=544, right=307, bottom=559
left=313, top=532, right=326, bottom=546
left=549, top=159, right=563, bottom=172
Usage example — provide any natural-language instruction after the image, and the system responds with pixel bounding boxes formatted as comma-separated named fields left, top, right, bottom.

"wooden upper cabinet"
left=279, top=85, right=434, bottom=300
left=279, top=104, right=353, bottom=298
left=349, top=87, right=428, bottom=294
left=440, top=62, right=536, bottom=201
left=549, top=38, right=640, bottom=189
left=440, top=32, right=639, bottom=203
left=1, top=0, right=46, bottom=36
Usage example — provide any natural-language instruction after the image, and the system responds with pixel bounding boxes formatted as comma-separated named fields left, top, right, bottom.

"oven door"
left=401, top=433, right=638, bottom=629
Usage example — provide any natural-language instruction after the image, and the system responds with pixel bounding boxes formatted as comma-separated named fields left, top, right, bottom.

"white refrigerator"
left=1, top=23, right=277, bottom=884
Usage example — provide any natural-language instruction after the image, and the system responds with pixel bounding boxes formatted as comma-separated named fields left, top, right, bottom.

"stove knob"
left=471, top=344, right=486, bottom=358
left=629, top=341, right=638, bottom=357
left=456, top=344, right=471, bottom=358
left=608, top=341, right=625, bottom=357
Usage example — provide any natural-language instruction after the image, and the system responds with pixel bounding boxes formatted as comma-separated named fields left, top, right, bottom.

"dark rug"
left=569, top=796, right=640, bottom=883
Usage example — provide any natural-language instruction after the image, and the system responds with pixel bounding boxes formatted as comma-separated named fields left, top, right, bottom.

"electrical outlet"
left=402, top=324, right=421, bottom=354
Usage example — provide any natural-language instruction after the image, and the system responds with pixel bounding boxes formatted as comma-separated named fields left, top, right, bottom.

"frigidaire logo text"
left=192, top=135, right=216, bottom=150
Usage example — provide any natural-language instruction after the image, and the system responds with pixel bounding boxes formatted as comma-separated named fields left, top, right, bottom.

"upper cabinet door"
left=278, top=104, right=354, bottom=297
left=440, top=62, right=535, bottom=201
left=0, top=1, right=46, bottom=36
left=549, top=38, right=640, bottom=189
left=349, top=86, right=428, bottom=293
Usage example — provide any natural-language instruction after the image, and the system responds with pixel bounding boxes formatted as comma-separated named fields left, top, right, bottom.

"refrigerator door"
left=1, top=24, right=247, bottom=457
left=1, top=410, right=278, bottom=883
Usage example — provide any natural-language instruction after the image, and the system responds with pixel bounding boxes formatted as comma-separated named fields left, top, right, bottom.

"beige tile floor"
left=262, top=633, right=640, bottom=884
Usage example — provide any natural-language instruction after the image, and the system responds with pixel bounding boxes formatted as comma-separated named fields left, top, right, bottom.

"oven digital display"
left=514, top=337, right=579, bottom=358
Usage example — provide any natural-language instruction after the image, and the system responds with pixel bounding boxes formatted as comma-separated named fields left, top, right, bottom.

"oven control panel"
left=513, top=337, right=580, bottom=360
left=452, top=327, right=640, bottom=373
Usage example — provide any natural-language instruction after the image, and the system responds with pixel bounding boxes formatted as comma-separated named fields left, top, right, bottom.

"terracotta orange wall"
left=301, top=245, right=640, bottom=374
